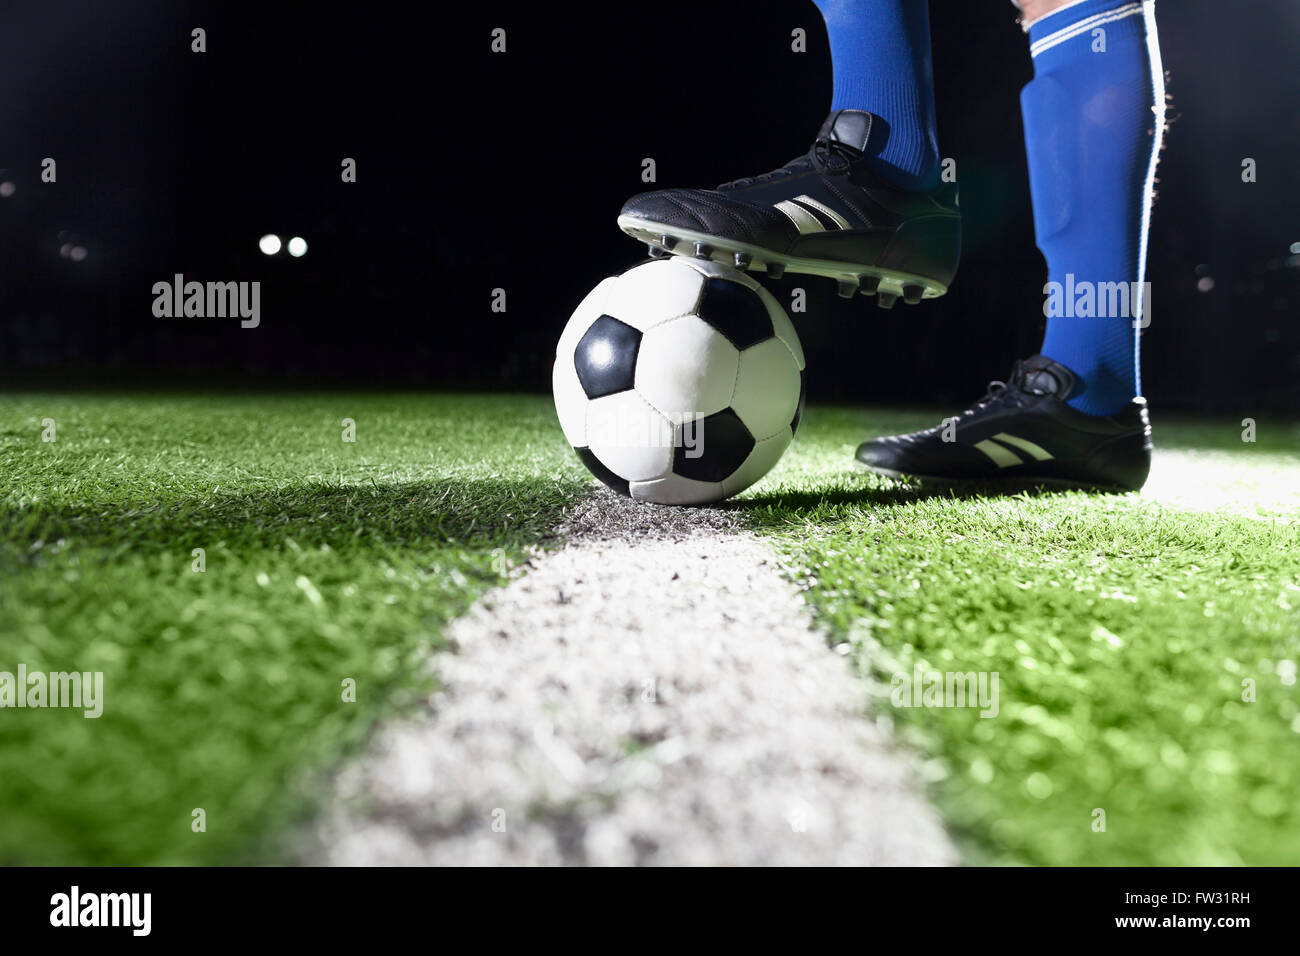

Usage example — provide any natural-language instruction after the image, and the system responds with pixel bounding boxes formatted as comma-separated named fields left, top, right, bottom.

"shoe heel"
left=1084, top=431, right=1152, bottom=491
left=879, top=214, right=962, bottom=288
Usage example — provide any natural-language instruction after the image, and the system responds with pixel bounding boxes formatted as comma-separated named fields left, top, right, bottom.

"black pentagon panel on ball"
left=674, top=408, right=755, bottom=483
left=574, top=315, right=641, bottom=399
left=791, top=369, right=807, bottom=434
left=574, top=447, right=631, bottom=497
left=696, top=277, right=774, bottom=350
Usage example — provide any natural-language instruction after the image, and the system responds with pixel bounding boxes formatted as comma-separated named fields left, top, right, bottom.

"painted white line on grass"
left=311, top=494, right=954, bottom=866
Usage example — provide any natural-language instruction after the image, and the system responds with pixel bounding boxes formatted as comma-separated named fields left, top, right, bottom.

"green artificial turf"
left=745, top=406, right=1300, bottom=865
left=0, top=393, right=589, bottom=864
left=3, top=392, right=1297, bottom=866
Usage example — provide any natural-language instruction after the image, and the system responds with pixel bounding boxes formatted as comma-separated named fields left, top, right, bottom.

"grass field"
left=2, top=392, right=1297, bottom=865
left=0, top=393, right=588, bottom=864
left=748, top=408, right=1300, bottom=866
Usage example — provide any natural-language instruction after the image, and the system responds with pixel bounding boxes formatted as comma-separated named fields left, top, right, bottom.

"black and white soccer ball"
left=553, top=257, right=806, bottom=505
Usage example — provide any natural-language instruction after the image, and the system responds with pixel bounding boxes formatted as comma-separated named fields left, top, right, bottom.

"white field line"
left=311, top=494, right=955, bottom=866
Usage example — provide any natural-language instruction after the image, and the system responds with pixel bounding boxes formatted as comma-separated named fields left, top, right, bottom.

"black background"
left=2, top=0, right=1297, bottom=412
left=0, top=864, right=1283, bottom=941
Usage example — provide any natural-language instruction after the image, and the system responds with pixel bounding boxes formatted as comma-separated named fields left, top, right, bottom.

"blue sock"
left=813, top=0, right=940, bottom=192
left=1022, top=0, right=1165, bottom=416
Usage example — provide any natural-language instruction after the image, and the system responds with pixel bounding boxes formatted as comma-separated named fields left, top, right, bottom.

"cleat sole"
left=618, top=214, right=949, bottom=302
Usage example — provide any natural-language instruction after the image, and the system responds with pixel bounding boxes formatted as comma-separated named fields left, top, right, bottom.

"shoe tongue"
left=817, top=109, right=875, bottom=154
left=1017, top=355, right=1078, bottom=399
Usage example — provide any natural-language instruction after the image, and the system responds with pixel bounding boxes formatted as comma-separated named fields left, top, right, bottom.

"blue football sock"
left=1022, top=0, right=1166, bottom=416
left=813, top=0, right=941, bottom=192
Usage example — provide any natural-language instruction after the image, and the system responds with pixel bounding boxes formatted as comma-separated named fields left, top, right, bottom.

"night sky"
left=2, top=0, right=1297, bottom=412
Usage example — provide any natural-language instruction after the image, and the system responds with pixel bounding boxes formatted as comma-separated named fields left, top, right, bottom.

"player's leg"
left=816, top=0, right=942, bottom=192
left=618, top=0, right=960, bottom=309
left=1022, top=0, right=1162, bottom=416
left=855, top=0, right=1165, bottom=491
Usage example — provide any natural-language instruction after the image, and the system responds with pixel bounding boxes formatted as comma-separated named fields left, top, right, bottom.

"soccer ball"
left=552, top=257, right=806, bottom=505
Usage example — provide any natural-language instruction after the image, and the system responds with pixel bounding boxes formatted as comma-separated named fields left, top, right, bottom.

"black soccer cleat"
left=854, top=356, right=1153, bottom=492
left=618, top=109, right=961, bottom=308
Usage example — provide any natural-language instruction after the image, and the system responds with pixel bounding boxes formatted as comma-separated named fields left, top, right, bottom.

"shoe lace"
left=977, top=379, right=1010, bottom=408
left=957, top=361, right=1030, bottom=418
left=719, top=137, right=858, bottom=190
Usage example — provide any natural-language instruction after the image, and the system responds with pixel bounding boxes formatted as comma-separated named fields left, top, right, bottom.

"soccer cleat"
left=854, top=355, right=1153, bottom=491
left=618, top=109, right=961, bottom=306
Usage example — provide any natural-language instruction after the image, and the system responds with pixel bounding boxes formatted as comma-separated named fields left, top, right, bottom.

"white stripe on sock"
left=1030, top=3, right=1143, bottom=58
left=1133, top=0, right=1164, bottom=391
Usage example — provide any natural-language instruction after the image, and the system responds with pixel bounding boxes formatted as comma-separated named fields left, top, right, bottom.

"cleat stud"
left=647, top=243, right=667, bottom=258
left=660, top=234, right=678, bottom=251
left=877, top=292, right=898, bottom=310
left=694, top=241, right=713, bottom=259
left=902, top=283, right=924, bottom=304
left=857, top=274, right=880, bottom=295
left=836, top=279, right=857, bottom=299
left=733, top=251, right=752, bottom=270
left=766, top=262, right=785, bottom=279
